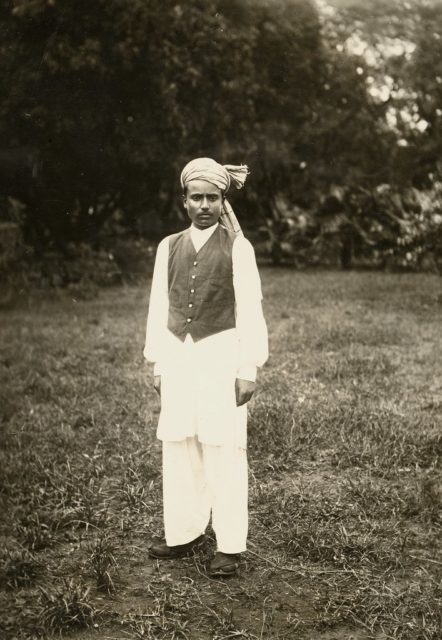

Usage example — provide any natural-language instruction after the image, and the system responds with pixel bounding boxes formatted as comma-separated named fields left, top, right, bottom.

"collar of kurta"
left=190, top=222, right=219, bottom=251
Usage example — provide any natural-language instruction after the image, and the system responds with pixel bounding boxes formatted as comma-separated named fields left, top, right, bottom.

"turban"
left=180, top=157, right=249, bottom=234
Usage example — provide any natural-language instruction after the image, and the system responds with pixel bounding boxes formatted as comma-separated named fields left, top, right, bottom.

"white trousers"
left=162, top=437, right=248, bottom=553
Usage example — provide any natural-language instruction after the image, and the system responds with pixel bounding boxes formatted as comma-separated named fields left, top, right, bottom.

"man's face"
left=184, top=179, right=223, bottom=229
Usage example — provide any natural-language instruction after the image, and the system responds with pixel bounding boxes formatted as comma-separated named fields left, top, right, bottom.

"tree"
left=411, top=1, right=442, bottom=186
left=0, top=0, right=326, bottom=246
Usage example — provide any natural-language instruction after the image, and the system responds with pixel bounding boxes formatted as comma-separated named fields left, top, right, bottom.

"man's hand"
left=154, top=375, right=161, bottom=396
left=235, top=379, right=255, bottom=407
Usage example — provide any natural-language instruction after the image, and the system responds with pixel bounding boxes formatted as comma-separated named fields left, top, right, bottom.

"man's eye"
left=191, top=195, right=202, bottom=201
left=209, top=196, right=219, bottom=202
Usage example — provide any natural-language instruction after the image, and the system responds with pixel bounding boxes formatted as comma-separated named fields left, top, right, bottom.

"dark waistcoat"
left=167, top=224, right=236, bottom=342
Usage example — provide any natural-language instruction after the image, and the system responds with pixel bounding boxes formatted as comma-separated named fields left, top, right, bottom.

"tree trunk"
left=340, top=228, right=354, bottom=269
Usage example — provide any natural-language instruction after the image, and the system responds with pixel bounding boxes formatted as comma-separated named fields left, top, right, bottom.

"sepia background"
left=0, top=1, right=441, bottom=639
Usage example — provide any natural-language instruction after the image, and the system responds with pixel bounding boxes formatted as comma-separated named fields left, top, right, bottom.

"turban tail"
left=180, top=158, right=249, bottom=234
left=220, top=199, right=242, bottom=234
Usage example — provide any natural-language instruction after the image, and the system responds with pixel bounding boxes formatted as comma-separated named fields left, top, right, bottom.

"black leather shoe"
left=209, top=551, right=241, bottom=577
left=148, top=534, right=205, bottom=559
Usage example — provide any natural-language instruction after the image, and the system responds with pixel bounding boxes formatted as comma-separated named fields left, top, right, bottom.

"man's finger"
left=237, top=390, right=251, bottom=407
left=235, top=379, right=255, bottom=406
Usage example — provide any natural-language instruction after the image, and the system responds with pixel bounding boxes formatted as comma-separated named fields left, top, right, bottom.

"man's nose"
left=201, top=197, right=209, bottom=210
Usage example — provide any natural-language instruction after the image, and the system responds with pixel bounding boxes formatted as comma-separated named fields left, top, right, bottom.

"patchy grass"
left=0, top=270, right=441, bottom=639
left=36, top=578, right=101, bottom=634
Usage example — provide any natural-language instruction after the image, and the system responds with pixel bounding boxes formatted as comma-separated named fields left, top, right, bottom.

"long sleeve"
left=232, top=236, right=268, bottom=382
left=144, top=237, right=170, bottom=375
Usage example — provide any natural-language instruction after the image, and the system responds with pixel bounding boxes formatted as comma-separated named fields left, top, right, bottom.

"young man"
left=144, top=157, right=268, bottom=576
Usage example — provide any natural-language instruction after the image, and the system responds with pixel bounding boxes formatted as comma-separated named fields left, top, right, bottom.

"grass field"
left=1, top=269, right=441, bottom=640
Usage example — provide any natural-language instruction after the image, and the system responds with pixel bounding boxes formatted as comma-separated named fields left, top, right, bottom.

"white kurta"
left=144, top=223, right=268, bottom=449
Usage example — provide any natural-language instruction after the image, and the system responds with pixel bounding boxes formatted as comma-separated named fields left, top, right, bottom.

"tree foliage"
left=0, top=0, right=440, bottom=271
left=411, top=1, right=442, bottom=185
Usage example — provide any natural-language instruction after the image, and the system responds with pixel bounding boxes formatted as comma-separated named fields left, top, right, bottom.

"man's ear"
left=182, top=195, right=187, bottom=209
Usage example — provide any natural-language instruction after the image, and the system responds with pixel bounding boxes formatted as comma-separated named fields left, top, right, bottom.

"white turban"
left=180, top=157, right=249, bottom=233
